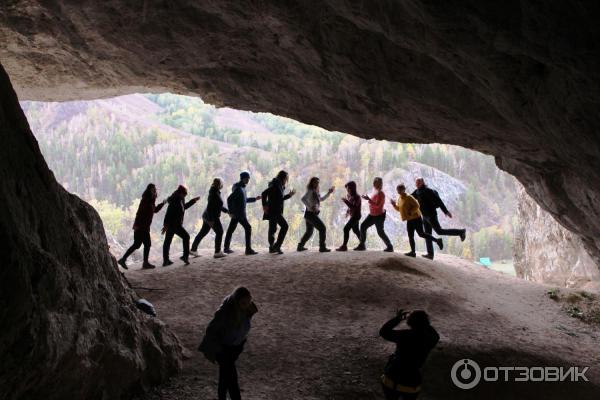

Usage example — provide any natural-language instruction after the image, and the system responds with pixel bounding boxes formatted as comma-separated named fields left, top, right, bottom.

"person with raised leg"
left=354, top=177, right=394, bottom=252
left=162, top=185, right=199, bottom=266
left=411, top=177, right=466, bottom=260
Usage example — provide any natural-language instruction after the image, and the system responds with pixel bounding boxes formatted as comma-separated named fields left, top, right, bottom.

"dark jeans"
left=342, top=215, right=361, bottom=246
left=216, top=343, right=245, bottom=400
left=406, top=217, right=438, bottom=253
left=268, top=214, right=288, bottom=249
left=382, top=385, right=419, bottom=400
left=224, top=216, right=252, bottom=250
left=422, top=213, right=463, bottom=255
left=163, top=225, right=190, bottom=262
left=192, top=219, right=224, bottom=253
left=360, top=212, right=393, bottom=248
left=299, top=211, right=326, bottom=248
left=122, top=229, right=151, bottom=263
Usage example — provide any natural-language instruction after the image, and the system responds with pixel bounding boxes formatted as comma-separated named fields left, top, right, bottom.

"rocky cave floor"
left=125, top=250, right=600, bottom=400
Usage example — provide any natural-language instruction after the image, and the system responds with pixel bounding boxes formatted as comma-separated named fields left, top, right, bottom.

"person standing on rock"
left=198, top=286, right=258, bottom=400
left=261, top=170, right=296, bottom=254
left=190, top=178, right=229, bottom=259
left=162, top=185, right=199, bottom=267
left=411, top=177, right=466, bottom=260
left=297, top=177, right=335, bottom=252
left=379, top=309, right=440, bottom=400
left=336, top=180, right=362, bottom=251
left=118, top=183, right=165, bottom=270
left=354, top=177, right=394, bottom=252
left=223, top=171, right=261, bottom=256
left=390, top=183, right=443, bottom=258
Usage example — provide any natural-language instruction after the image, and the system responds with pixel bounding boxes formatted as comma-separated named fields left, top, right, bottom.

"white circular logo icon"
left=451, top=359, right=482, bottom=390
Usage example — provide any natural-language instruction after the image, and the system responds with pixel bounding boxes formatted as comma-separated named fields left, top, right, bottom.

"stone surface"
left=515, top=187, right=600, bottom=291
left=0, top=64, right=182, bottom=399
left=1, top=1, right=598, bottom=268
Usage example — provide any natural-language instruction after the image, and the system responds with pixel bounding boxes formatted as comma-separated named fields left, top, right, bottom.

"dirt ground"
left=125, top=249, right=600, bottom=400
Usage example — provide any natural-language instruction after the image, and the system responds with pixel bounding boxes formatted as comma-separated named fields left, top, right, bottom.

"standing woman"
left=336, top=181, right=362, bottom=251
left=199, top=287, right=258, bottom=400
left=261, top=170, right=296, bottom=254
left=390, top=183, right=443, bottom=257
left=297, top=177, right=335, bottom=252
left=354, top=177, right=394, bottom=252
left=191, top=178, right=229, bottom=259
left=118, top=183, right=165, bottom=269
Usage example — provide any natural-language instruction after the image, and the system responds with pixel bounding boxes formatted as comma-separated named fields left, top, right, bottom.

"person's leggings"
left=163, top=225, right=190, bottom=262
left=122, top=229, right=151, bottom=263
left=422, top=213, right=463, bottom=255
left=224, top=216, right=252, bottom=250
left=342, top=216, right=361, bottom=246
left=360, top=212, right=393, bottom=248
left=299, top=211, right=326, bottom=248
left=191, top=219, right=224, bottom=253
left=216, top=343, right=244, bottom=400
left=406, top=217, right=439, bottom=253
left=268, top=214, right=288, bottom=249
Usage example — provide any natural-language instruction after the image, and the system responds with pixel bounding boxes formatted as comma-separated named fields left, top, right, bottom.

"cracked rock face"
left=0, top=64, right=182, bottom=399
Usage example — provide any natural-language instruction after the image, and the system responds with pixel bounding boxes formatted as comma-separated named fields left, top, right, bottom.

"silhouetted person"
left=355, top=177, right=393, bottom=252
left=391, top=184, right=443, bottom=257
left=199, top=287, right=258, bottom=400
left=380, top=310, right=440, bottom=400
left=336, top=181, right=362, bottom=251
left=411, top=178, right=466, bottom=260
left=298, top=177, right=335, bottom=252
left=191, top=178, right=229, bottom=259
left=261, top=170, right=296, bottom=254
left=162, top=185, right=199, bottom=266
left=223, top=171, right=261, bottom=255
left=118, top=183, right=165, bottom=269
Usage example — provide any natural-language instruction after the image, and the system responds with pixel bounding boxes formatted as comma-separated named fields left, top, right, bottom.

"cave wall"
left=514, top=187, right=600, bottom=291
left=1, top=1, right=598, bottom=269
left=0, top=63, right=181, bottom=399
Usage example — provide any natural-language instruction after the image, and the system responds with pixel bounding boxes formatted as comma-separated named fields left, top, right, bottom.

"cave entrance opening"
left=22, top=92, right=518, bottom=275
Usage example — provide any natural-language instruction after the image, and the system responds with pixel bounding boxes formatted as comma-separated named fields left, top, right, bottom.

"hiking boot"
left=384, top=246, right=394, bottom=252
left=245, top=249, right=258, bottom=255
left=354, top=244, right=366, bottom=251
left=297, top=244, right=308, bottom=252
left=142, top=262, right=156, bottom=270
left=180, top=256, right=190, bottom=265
left=163, top=260, right=174, bottom=267
left=214, top=252, right=227, bottom=259
left=189, top=249, right=199, bottom=257
left=437, top=238, right=444, bottom=250
left=117, top=258, right=128, bottom=270
left=270, top=246, right=283, bottom=255
left=421, top=254, right=434, bottom=260
left=224, top=248, right=234, bottom=254
left=336, top=245, right=348, bottom=252
left=404, top=252, right=416, bottom=257
left=460, top=229, right=467, bottom=242
left=319, top=247, right=331, bottom=253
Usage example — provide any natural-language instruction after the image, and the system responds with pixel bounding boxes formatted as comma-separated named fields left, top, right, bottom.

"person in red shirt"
left=118, top=183, right=165, bottom=270
left=354, top=177, right=394, bottom=252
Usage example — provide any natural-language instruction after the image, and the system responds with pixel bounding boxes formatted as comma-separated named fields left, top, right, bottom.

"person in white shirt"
left=297, top=177, right=335, bottom=252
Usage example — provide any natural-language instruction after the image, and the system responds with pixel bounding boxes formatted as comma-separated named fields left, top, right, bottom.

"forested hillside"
left=22, top=94, right=516, bottom=264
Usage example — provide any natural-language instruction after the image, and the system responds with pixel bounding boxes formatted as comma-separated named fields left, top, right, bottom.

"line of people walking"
left=117, top=170, right=466, bottom=269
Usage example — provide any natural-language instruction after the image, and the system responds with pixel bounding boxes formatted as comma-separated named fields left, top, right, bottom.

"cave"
left=1, top=1, right=599, bottom=399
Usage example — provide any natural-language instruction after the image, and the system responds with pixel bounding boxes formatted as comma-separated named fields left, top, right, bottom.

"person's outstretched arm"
left=154, top=201, right=165, bottom=213
left=184, top=197, right=199, bottom=209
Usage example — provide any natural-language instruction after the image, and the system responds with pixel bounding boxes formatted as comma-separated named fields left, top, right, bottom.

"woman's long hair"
left=275, top=170, right=288, bottom=184
left=345, top=181, right=357, bottom=196
left=142, top=183, right=157, bottom=200
left=223, top=286, right=252, bottom=327
left=210, top=178, right=222, bottom=190
left=306, top=177, right=320, bottom=190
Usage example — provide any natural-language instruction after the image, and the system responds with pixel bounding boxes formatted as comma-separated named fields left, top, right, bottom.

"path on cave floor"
left=126, top=251, right=600, bottom=400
